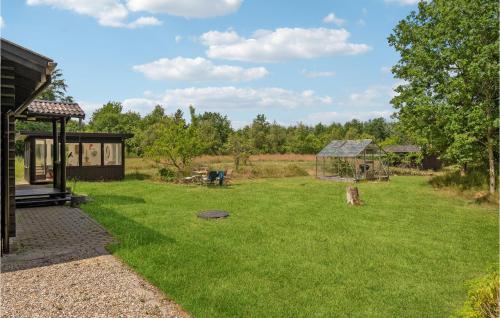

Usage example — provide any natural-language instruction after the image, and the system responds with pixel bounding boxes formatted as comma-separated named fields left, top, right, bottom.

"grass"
left=78, top=176, right=498, bottom=317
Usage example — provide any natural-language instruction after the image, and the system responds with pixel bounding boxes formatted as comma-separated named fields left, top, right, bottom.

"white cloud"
left=200, top=30, right=241, bottom=45
left=380, top=66, right=391, bottom=74
left=126, top=16, right=162, bottom=28
left=201, top=28, right=371, bottom=62
left=122, top=98, right=160, bottom=114
left=323, top=12, right=345, bottom=26
left=349, top=87, right=385, bottom=104
left=133, top=57, right=268, bottom=82
left=303, top=84, right=398, bottom=124
left=301, top=69, right=336, bottom=78
left=77, top=100, right=106, bottom=120
left=26, top=0, right=242, bottom=28
left=27, top=0, right=131, bottom=27
left=175, top=35, right=182, bottom=43
left=357, top=19, right=366, bottom=27
left=341, top=85, right=395, bottom=110
left=306, top=110, right=392, bottom=124
left=123, top=86, right=332, bottom=113
left=127, top=0, right=243, bottom=18
left=0, top=17, right=5, bottom=28
left=384, top=0, right=420, bottom=5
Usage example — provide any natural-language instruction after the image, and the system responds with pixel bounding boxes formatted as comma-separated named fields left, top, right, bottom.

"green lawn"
left=78, top=177, right=498, bottom=317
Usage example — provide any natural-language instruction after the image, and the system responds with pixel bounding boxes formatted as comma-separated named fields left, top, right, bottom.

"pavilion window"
left=104, top=143, right=122, bottom=166
left=82, top=143, right=101, bottom=166
left=24, top=143, right=30, bottom=169
left=66, top=143, right=80, bottom=167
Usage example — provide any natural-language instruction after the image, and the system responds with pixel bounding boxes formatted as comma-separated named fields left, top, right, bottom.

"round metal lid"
left=197, top=210, right=230, bottom=219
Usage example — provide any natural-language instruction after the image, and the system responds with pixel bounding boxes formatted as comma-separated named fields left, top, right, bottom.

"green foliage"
left=143, top=111, right=203, bottom=171
left=87, top=101, right=141, bottom=134
left=429, top=169, right=490, bottom=190
left=458, top=272, right=499, bottom=318
left=226, top=132, right=252, bottom=170
left=388, top=0, right=499, bottom=192
left=189, top=105, right=232, bottom=155
left=86, top=101, right=141, bottom=153
left=158, top=167, right=176, bottom=182
left=38, top=68, right=74, bottom=102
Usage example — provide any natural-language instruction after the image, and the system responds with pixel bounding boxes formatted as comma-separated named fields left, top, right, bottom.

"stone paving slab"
left=1, top=205, right=190, bottom=318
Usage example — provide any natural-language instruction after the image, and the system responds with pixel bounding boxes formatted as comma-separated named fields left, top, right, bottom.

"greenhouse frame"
left=316, top=139, right=389, bottom=182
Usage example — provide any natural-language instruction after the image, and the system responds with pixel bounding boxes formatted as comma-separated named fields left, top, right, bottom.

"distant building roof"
left=27, top=100, right=85, bottom=119
left=383, top=145, right=421, bottom=153
left=19, top=131, right=133, bottom=140
left=317, top=139, right=382, bottom=157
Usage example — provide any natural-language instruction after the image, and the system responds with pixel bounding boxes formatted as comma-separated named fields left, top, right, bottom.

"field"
left=77, top=174, right=498, bottom=317
left=125, top=154, right=317, bottom=180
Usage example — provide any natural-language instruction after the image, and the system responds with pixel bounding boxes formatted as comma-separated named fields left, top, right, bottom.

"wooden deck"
left=15, top=185, right=70, bottom=207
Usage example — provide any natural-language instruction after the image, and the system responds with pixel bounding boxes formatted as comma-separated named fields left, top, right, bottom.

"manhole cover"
left=197, top=210, right=230, bottom=219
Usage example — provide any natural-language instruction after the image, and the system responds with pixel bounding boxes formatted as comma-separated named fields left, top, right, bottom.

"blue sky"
left=1, top=0, right=418, bottom=127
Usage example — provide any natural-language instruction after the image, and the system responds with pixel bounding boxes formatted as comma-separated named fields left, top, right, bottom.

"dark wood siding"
left=8, top=118, right=15, bottom=236
left=1, top=61, right=16, bottom=250
left=67, top=166, right=124, bottom=181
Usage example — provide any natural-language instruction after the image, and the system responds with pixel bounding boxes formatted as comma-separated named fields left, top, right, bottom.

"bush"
left=158, top=167, right=176, bottom=182
left=429, top=169, right=488, bottom=190
left=458, top=272, right=499, bottom=318
left=238, top=164, right=309, bottom=178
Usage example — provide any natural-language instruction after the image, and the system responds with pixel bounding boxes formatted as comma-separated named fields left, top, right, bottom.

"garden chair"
left=203, top=171, right=219, bottom=185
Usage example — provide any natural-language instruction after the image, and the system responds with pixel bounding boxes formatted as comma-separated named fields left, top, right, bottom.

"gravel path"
left=1, top=206, right=190, bottom=318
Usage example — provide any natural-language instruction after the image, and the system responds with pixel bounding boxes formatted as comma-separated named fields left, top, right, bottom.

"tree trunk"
left=346, top=186, right=361, bottom=205
left=487, top=127, right=496, bottom=195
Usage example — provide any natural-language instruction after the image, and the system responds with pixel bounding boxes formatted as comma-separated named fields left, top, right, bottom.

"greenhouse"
left=316, top=139, right=389, bottom=182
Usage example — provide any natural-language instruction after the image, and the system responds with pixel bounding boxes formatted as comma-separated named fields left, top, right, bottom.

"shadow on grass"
left=88, top=203, right=176, bottom=252
left=125, top=172, right=152, bottom=181
left=89, top=194, right=146, bottom=205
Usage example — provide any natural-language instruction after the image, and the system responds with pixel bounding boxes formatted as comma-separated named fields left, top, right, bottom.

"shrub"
left=458, top=272, right=499, bottom=318
left=429, top=169, right=488, bottom=190
left=283, top=164, right=310, bottom=177
left=238, top=164, right=309, bottom=178
left=158, top=167, right=176, bottom=182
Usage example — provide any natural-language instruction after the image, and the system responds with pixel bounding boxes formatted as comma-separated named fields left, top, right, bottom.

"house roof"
left=26, top=100, right=85, bottom=119
left=383, top=145, right=421, bottom=153
left=317, top=139, right=380, bottom=157
left=19, top=131, right=133, bottom=141
left=1, top=38, right=55, bottom=113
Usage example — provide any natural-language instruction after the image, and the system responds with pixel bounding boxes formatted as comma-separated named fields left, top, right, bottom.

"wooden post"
left=315, top=156, right=318, bottom=178
left=52, top=119, right=58, bottom=189
left=322, top=157, right=325, bottom=177
left=60, top=117, right=66, bottom=192
left=346, top=186, right=361, bottom=205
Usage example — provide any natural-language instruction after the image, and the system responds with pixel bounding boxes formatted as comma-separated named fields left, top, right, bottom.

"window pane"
left=24, top=142, right=30, bottom=168
left=104, top=143, right=122, bottom=165
left=45, top=139, right=53, bottom=168
left=66, top=143, right=80, bottom=167
left=34, top=139, right=54, bottom=180
left=82, top=143, right=101, bottom=166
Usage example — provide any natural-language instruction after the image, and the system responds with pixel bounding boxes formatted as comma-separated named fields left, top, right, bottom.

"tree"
left=39, top=68, right=74, bottom=102
left=227, top=132, right=252, bottom=170
left=189, top=106, right=232, bottom=155
left=87, top=101, right=142, bottom=154
left=364, top=118, right=391, bottom=142
left=87, top=102, right=138, bottom=133
left=250, top=114, right=271, bottom=153
left=388, top=0, right=499, bottom=193
left=143, top=111, right=203, bottom=172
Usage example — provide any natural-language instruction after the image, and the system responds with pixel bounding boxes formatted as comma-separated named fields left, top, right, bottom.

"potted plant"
left=69, top=178, right=87, bottom=207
